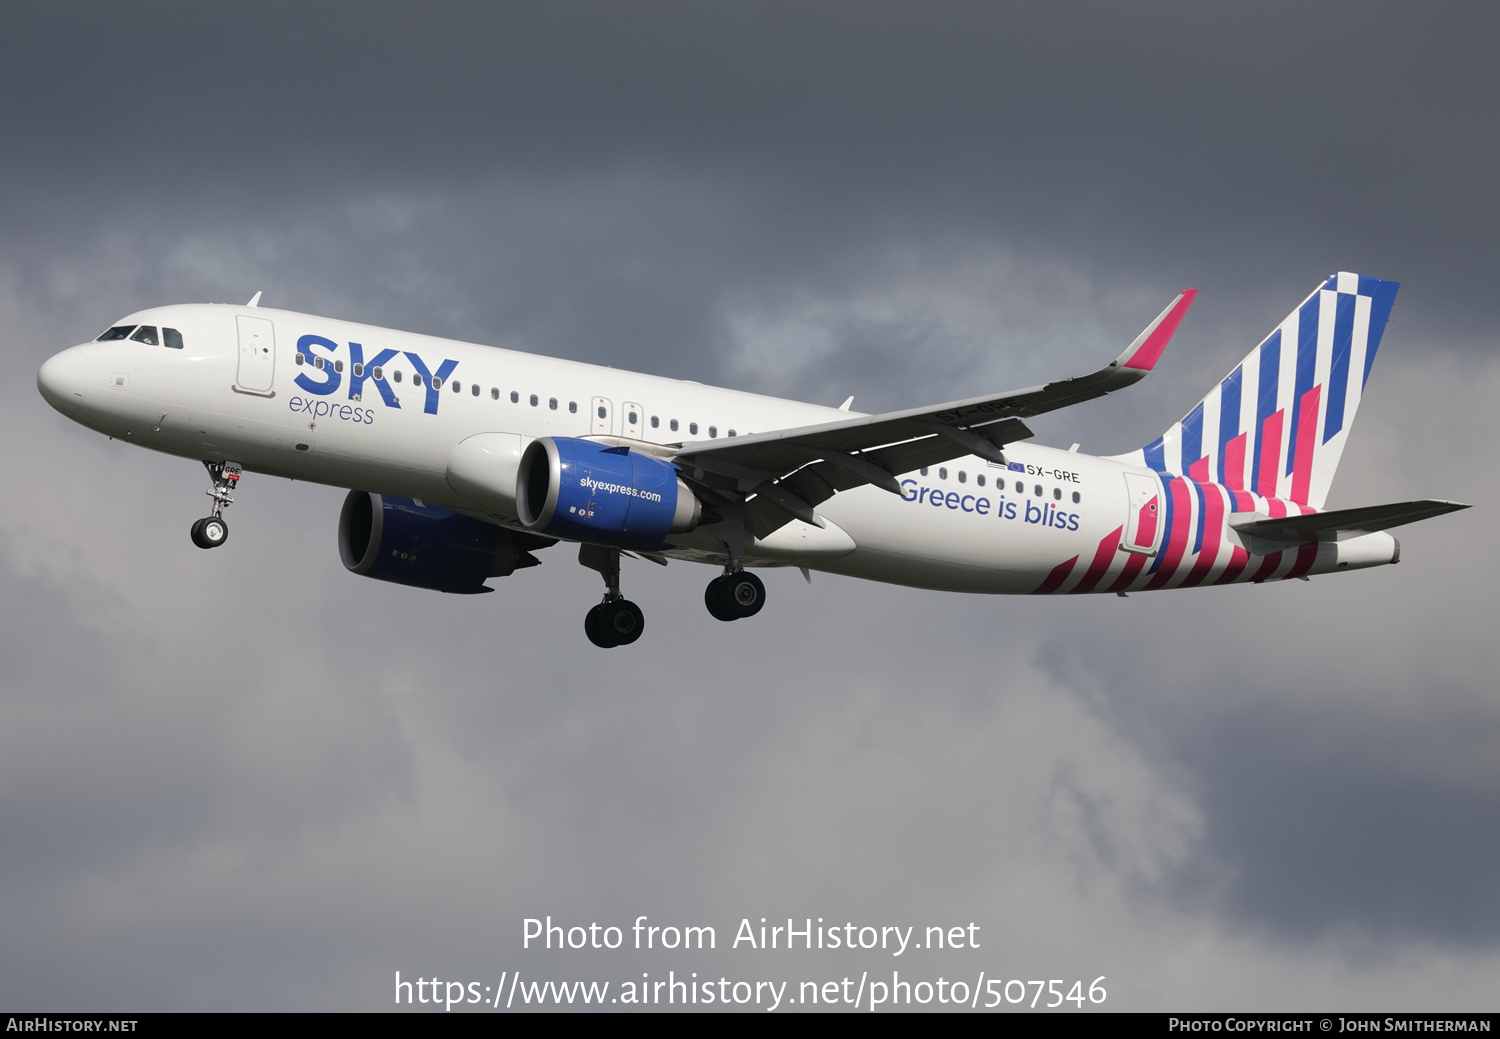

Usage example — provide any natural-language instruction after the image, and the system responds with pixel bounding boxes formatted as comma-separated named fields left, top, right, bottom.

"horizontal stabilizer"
left=1229, top=499, right=1469, bottom=543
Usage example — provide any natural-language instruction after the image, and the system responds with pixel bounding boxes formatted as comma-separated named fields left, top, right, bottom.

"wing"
left=672, top=289, right=1197, bottom=536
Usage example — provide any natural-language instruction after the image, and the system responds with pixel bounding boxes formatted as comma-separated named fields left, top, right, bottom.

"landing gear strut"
left=705, top=568, right=765, bottom=622
left=190, top=460, right=240, bottom=550
left=579, top=544, right=645, bottom=648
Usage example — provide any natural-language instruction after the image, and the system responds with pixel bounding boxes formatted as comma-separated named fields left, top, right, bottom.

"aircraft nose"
left=37, top=345, right=89, bottom=414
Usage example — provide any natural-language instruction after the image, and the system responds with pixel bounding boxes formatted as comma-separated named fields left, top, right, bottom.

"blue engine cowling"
left=338, top=491, right=538, bottom=594
left=515, top=437, right=701, bottom=549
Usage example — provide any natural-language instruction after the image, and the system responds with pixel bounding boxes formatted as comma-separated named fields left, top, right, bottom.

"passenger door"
left=1122, top=472, right=1162, bottom=555
left=235, top=315, right=276, bottom=394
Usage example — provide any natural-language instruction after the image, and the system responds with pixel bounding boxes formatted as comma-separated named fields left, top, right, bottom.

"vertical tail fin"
left=1115, top=273, right=1399, bottom=509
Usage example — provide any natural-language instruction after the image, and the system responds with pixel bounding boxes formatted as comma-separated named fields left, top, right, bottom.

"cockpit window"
left=129, top=325, right=160, bottom=346
left=163, top=327, right=184, bottom=350
left=97, top=325, right=136, bottom=341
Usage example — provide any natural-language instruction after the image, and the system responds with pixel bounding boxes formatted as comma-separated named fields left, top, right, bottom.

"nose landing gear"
left=190, top=460, right=240, bottom=550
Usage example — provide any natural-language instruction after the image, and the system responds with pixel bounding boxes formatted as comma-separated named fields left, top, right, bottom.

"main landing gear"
left=579, top=544, right=645, bottom=649
left=190, top=460, right=240, bottom=550
left=705, top=568, right=765, bottom=622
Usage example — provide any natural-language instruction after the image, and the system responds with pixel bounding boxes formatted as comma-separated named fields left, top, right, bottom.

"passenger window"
left=295, top=353, right=305, bottom=365
left=1072, top=491, right=1081, bottom=503
left=1034, top=485, right=1043, bottom=497
left=532, top=395, right=540, bottom=407
left=629, top=410, right=638, bottom=424
left=97, top=325, right=136, bottom=341
left=431, top=376, right=441, bottom=390
left=163, top=327, right=184, bottom=350
left=393, top=370, right=402, bottom=383
left=1053, top=487, right=1062, bottom=500
left=353, top=362, right=364, bottom=377
left=670, top=419, right=679, bottom=432
left=598, top=405, right=606, bottom=418
left=510, top=391, right=519, bottom=403
left=471, top=384, right=479, bottom=396
left=130, top=325, right=159, bottom=346
left=373, top=366, right=383, bottom=380
left=651, top=416, right=659, bottom=428
left=920, top=467, right=929, bottom=476
left=958, top=471, right=966, bottom=483
left=728, top=429, right=736, bottom=437
left=315, top=356, right=326, bottom=370
left=450, top=380, right=460, bottom=392
left=939, top=468, right=948, bottom=480
left=569, top=401, right=577, bottom=413
left=549, top=398, right=557, bottom=410
left=1014, top=480, right=1023, bottom=493
left=334, top=360, right=344, bottom=373
left=708, top=426, right=717, bottom=438
left=490, top=387, right=499, bottom=400
left=977, top=474, right=985, bottom=487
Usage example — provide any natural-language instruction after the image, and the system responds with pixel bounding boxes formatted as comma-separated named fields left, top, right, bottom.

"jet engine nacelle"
left=516, top=437, right=700, bottom=549
left=338, top=490, right=533, bottom=594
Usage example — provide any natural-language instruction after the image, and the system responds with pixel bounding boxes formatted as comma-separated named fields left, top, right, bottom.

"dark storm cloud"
left=1175, top=700, right=1500, bottom=945
left=5, top=2, right=1500, bottom=339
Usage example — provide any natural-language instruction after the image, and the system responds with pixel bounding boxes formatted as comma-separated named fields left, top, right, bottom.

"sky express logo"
left=292, top=334, right=458, bottom=416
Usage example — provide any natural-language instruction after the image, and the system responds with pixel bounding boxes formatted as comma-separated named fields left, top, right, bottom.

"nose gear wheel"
left=190, top=460, right=240, bottom=550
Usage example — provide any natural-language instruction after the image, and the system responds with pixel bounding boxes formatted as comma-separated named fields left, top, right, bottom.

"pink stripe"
left=1290, top=384, right=1321, bottom=504
left=1286, top=541, right=1320, bottom=580
left=1180, top=483, right=1225, bottom=587
left=1144, top=478, right=1193, bottom=590
left=1070, top=526, right=1123, bottom=594
left=1213, top=544, right=1250, bottom=585
left=1187, top=456, right=1210, bottom=482
left=1223, top=432, right=1247, bottom=491
left=1249, top=550, right=1284, bottom=583
left=1132, top=493, right=1160, bottom=549
left=1122, top=289, right=1198, bottom=371
left=1257, top=409, right=1284, bottom=498
left=1267, top=498, right=1288, bottom=518
left=1105, top=551, right=1147, bottom=593
left=1032, top=555, right=1079, bottom=595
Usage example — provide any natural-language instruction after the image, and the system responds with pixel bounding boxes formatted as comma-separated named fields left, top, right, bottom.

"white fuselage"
left=37, top=303, right=1398, bottom=595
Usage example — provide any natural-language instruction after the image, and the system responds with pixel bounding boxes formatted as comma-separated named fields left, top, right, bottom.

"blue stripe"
left=1251, top=330, right=1281, bottom=487
left=1181, top=402, right=1204, bottom=474
left=1286, top=294, right=1320, bottom=476
left=1322, top=292, right=1357, bottom=443
left=1143, top=435, right=1166, bottom=473
left=1359, top=277, right=1400, bottom=389
left=1217, top=365, right=1243, bottom=483
left=1147, top=476, right=1174, bottom=574
left=1191, top=478, right=1207, bottom=556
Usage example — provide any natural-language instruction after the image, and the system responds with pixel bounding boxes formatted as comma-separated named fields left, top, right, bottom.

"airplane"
left=36, top=272, right=1468, bottom=648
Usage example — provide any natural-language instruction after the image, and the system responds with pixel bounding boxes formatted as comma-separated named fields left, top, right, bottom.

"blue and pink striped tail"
left=1114, top=273, right=1398, bottom=509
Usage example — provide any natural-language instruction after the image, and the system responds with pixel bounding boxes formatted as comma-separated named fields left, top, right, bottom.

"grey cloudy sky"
left=3, top=1, right=1498, bottom=1011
